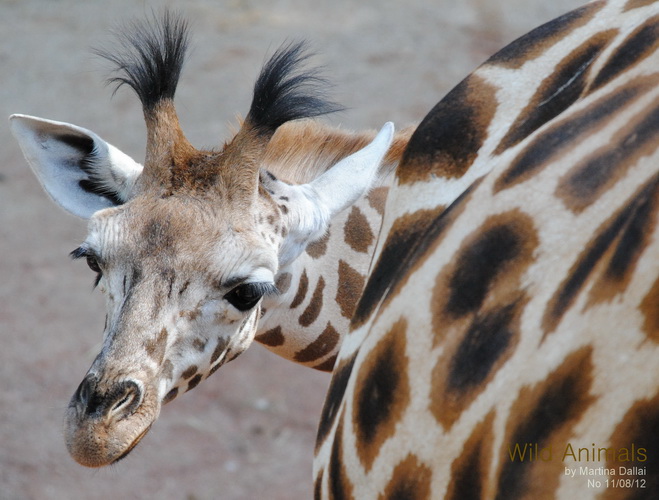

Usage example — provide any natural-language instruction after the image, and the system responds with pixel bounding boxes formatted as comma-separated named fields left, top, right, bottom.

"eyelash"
left=224, top=282, right=279, bottom=312
left=70, top=246, right=103, bottom=287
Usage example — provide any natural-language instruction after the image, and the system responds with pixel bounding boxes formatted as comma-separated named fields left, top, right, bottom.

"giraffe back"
left=315, top=1, right=659, bottom=498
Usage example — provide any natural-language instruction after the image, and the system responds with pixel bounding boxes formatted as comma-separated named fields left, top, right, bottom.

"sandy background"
left=0, top=0, right=580, bottom=498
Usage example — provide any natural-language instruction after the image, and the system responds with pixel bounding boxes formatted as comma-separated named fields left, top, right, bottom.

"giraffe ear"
left=9, top=114, right=143, bottom=219
left=307, top=122, right=394, bottom=218
left=263, top=122, right=394, bottom=266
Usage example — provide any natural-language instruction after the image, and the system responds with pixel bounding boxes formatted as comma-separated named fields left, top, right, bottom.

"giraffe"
left=313, top=0, right=659, bottom=498
left=9, top=13, right=410, bottom=467
left=8, top=1, right=659, bottom=498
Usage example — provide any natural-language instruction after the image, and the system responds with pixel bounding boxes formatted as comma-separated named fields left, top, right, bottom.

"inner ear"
left=10, top=114, right=143, bottom=219
left=54, top=132, right=124, bottom=206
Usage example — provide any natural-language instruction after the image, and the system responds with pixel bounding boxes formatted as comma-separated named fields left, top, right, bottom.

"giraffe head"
left=9, top=13, right=393, bottom=467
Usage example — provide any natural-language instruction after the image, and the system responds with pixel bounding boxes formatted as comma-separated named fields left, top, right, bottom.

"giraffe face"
left=59, top=120, right=393, bottom=467
left=64, top=194, right=281, bottom=467
left=11, top=111, right=393, bottom=469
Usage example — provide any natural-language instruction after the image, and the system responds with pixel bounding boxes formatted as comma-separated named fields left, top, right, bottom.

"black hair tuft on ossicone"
left=95, top=10, right=190, bottom=112
left=247, top=41, right=344, bottom=135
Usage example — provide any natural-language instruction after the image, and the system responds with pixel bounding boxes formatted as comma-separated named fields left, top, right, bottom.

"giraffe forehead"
left=87, top=195, right=281, bottom=275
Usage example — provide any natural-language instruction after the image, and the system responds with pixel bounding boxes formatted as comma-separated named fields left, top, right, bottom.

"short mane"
left=246, top=41, right=344, bottom=135
left=96, top=10, right=190, bottom=112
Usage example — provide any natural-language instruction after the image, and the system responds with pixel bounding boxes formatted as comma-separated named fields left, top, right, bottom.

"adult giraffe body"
left=314, top=0, right=659, bottom=498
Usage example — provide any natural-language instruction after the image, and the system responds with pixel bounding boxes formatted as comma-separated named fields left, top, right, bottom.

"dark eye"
left=70, top=247, right=103, bottom=287
left=224, top=283, right=265, bottom=312
left=224, top=282, right=278, bottom=312
left=86, top=255, right=102, bottom=274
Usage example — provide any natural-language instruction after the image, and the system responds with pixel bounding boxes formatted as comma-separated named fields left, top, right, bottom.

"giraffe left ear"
left=263, top=122, right=394, bottom=266
left=307, top=122, right=394, bottom=218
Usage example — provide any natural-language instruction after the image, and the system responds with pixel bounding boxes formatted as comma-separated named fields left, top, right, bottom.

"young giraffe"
left=10, top=14, right=410, bottom=467
left=314, top=0, right=659, bottom=498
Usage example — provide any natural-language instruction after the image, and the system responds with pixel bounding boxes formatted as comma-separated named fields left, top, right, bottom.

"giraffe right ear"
left=9, top=114, right=143, bottom=219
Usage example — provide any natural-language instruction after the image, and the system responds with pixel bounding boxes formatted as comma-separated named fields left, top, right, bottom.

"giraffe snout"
left=73, top=374, right=143, bottom=421
left=65, top=373, right=155, bottom=467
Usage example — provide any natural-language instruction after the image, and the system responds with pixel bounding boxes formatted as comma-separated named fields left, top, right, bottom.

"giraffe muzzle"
left=65, top=373, right=157, bottom=467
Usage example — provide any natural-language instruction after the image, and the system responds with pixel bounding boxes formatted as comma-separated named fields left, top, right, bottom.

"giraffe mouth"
left=112, top=424, right=153, bottom=464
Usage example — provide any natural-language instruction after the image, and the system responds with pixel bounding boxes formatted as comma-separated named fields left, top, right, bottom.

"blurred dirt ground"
left=0, top=0, right=580, bottom=498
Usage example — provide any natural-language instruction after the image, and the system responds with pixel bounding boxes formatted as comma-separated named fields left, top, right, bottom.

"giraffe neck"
left=254, top=121, right=412, bottom=370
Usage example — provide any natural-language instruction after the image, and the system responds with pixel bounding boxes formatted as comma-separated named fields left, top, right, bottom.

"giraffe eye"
left=225, top=284, right=264, bottom=311
left=224, top=282, right=278, bottom=312
left=70, top=246, right=103, bottom=287
left=86, top=255, right=102, bottom=274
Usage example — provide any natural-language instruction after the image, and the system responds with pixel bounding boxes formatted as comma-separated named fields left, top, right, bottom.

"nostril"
left=109, top=381, right=142, bottom=419
left=74, top=374, right=97, bottom=409
left=72, top=376, right=142, bottom=419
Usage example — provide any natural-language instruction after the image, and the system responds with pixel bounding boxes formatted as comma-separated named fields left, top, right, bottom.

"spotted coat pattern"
left=314, top=1, right=659, bottom=498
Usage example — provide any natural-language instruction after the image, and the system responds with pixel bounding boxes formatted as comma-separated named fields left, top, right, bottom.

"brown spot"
left=328, top=411, right=354, bottom=500
left=603, top=392, right=659, bottom=499
left=625, top=0, right=657, bottom=11
left=544, top=174, right=659, bottom=336
left=344, top=206, right=374, bottom=253
left=495, top=29, right=618, bottom=155
left=446, top=412, right=495, bottom=500
left=336, top=260, right=366, bottom=319
left=367, top=186, right=388, bottom=216
left=379, top=454, right=432, bottom=500
left=207, top=359, right=223, bottom=378
left=313, top=354, right=337, bottom=372
left=192, top=338, right=206, bottom=352
left=182, top=365, right=198, bottom=380
left=497, top=347, right=596, bottom=499
left=398, top=74, right=497, bottom=185
left=590, top=16, right=659, bottom=92
left=180, top=307, right=201, bottom=321
left=432, top=210, right=539, bottom=344
left=145, top=327, right=168, bottom=364
left=275, top=272, right=292, bottom=295
left=556, top=98, right=659, bottom=214
left=210, top=337, right=229, bottom=363
left=494, top=77, right=651, bottom=193
left=495, top=77, right=656, bottom=192
left=585, top=173, right=659, bottom=307
left=352, top=202, right=455, bottom=329
left=162, top=387, right=178, bottom=404
left=255, top=326, right=285, bottom=347
left=293, top=323, right=340, bottom=363
left=187, top=374, right=203, bottom=392
left=353, top=318, right=410, bottom=471
left=305, top=231, right=330, bottom=259
left=298, top=276, right=325, bottom=327
left=487, top=1, right=603, bottom=69
left=317, top=353, right=357, bottom=451
left=431, top=299, right=525, bottom=430
left=640, top=276, right=659, bottom=342
left=314, top=470, right=324, bottom=499
left=306, top=230, right=329, bottom=259
left=290, top=269, right=309, bottom=309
